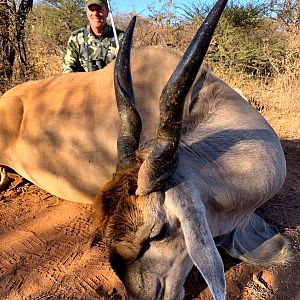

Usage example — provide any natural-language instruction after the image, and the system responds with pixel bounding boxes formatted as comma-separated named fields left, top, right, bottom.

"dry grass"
left=213, top=67, right=300, bottom=140
left=212, top=29, right=300, bottom=141
left=26, top=33, right=62, bottom=79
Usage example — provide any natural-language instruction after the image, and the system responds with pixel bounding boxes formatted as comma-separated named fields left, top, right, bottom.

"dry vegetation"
left=18, top=4, right=300, bottom=145
left=0, top=1, right=299, bottom=299
left=19, top=20, right=300, bottom=143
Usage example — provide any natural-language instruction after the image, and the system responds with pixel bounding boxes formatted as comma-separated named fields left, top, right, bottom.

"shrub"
left=177, top=1, right=288, bottom=76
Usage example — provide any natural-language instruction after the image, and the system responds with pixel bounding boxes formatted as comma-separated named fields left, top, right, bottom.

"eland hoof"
left=0, top=166, right=9, bottom=191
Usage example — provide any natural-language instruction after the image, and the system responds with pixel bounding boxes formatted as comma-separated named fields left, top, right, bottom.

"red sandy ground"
left=0, top=139, right=299, bottom=300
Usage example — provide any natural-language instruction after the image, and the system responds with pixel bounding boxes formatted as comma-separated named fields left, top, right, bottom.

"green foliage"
left=27, top=0, right=86, bottom=51
left=209, top=16, right=287, bottom=76
left=177, top=1, right=287, bottom=77
left=222, top=1, right=269, bottom=28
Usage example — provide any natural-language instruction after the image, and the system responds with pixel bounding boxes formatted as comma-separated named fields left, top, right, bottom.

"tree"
left=271, top=0, right=300, bottom=29
left=28, top=0, right=86, bottom=50
left=0, top=0, right=33, bottom=89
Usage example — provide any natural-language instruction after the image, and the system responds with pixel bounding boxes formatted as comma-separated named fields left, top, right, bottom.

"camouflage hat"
left=86, top=0, right=108, bottom=7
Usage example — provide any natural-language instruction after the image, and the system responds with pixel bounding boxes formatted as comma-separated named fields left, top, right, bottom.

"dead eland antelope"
left=0, top=0, right=290, bottom=299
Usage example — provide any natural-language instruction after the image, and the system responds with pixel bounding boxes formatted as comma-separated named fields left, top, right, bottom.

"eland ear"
left=166, top=182, right=226, bottom=300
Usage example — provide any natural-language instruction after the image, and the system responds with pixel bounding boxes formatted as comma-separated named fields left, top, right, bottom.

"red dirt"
left=0, top=139, right=299, bottom=300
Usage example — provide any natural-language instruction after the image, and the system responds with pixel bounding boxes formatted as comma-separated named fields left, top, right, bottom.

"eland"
left=0, top=0, right=290, bottom=299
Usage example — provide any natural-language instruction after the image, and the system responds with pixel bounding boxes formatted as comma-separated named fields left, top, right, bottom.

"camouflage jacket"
left=63, top=24, right=124, bottom=73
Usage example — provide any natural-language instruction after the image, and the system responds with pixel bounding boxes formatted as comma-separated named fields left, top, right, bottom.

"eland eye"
left=109, top=251, right=127, bottom=279
left=150, top=223, right=169, bottom=242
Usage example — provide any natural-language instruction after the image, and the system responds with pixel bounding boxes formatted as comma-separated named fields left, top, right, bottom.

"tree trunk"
left=0, top=0, right=33, bottom=89
left=0, top=0, right=15, bottom=83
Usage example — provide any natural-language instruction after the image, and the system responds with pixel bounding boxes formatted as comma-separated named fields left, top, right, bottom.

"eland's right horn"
left=137, top=0, right=228, bottom=195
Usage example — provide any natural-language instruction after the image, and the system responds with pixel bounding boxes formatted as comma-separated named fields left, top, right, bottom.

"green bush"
left=210, top=17, right=287, bottom=76
left=176, top=1, right=288, bottom=77
left=27, top=0, right=86, bottom=52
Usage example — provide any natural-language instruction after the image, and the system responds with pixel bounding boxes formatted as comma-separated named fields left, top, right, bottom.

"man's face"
left=86, top=4, right=108, bottom=32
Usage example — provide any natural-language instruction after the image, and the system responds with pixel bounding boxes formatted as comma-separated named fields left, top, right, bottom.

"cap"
left=86, top=0, right=108, bottom=7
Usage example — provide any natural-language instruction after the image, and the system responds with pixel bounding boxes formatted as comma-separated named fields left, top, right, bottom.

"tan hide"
left=0, top=47, right=181, bottom=204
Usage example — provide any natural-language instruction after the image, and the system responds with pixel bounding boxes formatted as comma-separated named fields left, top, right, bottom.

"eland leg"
left=0, top=166, right=9, bottom=191
left=215, top=213, right=291, bottom=266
